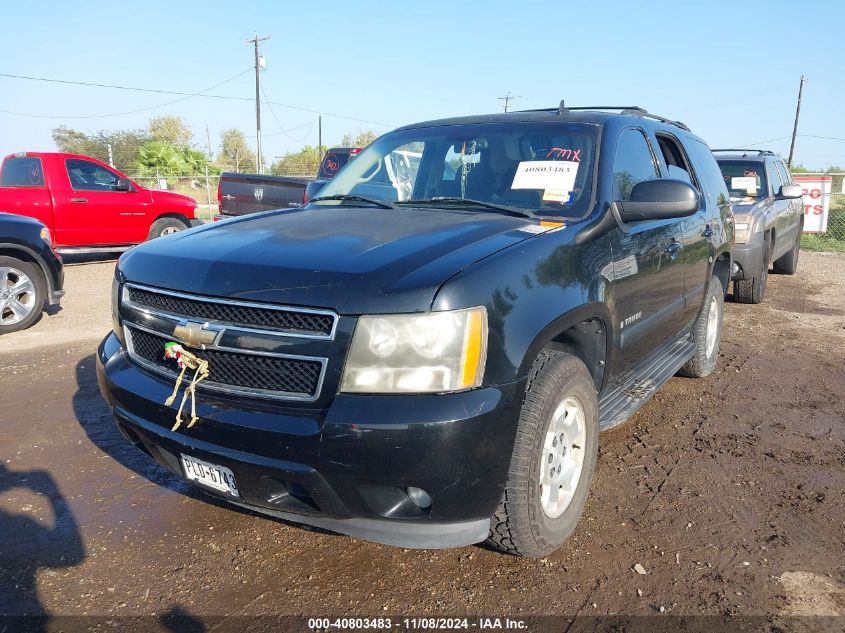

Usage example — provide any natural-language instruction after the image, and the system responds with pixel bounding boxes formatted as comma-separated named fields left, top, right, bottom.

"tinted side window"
left=687, top=140, right=730, bottom=209
left=775, top=160, right=792, bottom=186
left=0, top=157, right=45, bottom=187
left=767, top=161, right=783, bottom=196
left=656, top=134, right=697, bottom=187
left=613, top=129, right=658, bottom=201
left=65, top=159, right=120, bottom=191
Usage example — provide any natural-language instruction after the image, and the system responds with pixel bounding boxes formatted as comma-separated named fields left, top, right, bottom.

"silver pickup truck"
left=714, top=149, right=804, bottom=304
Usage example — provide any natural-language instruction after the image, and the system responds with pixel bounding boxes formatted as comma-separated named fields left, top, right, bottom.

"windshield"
left=312, top=122, right=598, bottom=217
left=717, top=160, right=769, bottom=199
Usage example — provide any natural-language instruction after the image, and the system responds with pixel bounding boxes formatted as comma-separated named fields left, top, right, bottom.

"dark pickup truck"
left=216, top=147, right=360, bottom=218
left=98, top=104, right=732, bottom=558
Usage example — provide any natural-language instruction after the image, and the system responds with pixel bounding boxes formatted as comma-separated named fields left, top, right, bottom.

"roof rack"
left=518, top=102, right=689, bottom=132
left=712, top=148, right=776, bottom=156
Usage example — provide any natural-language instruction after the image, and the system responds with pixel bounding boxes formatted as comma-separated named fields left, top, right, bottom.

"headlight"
left=111, top=276, right=122, bottom=337
left=734, top=222, right=750, bottom=244
left=340, top=307, right=488, bottom=393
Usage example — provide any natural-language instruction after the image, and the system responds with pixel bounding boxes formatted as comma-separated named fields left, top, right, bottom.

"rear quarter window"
left=686, top=140, right=729, bottom=208
left=0, top=157, right=45, bottom=187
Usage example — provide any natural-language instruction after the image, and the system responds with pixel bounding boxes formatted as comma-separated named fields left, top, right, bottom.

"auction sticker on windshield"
left=181, top=454, right=240, bottom=497
left=511, top=161, right=578, bottom=195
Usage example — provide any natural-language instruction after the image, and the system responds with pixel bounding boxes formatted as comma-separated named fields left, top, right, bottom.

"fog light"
left=407, top=486, right=432, bottom=509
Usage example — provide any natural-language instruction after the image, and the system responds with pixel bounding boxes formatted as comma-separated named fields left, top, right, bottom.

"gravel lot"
left=1, top=252, right=843, bottom=630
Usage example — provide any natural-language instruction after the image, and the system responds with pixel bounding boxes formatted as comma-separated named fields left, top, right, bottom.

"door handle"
left=663, top=239, right=682, bottom=257
left=70, top=197, right=88, bottom=203
left=702, top=225, right=714, bottom=239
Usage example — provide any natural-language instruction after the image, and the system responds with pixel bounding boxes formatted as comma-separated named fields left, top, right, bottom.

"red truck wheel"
left=148, top=217, right=189, bottom=240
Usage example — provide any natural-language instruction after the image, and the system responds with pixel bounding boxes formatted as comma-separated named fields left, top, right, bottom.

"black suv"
left=713, top=149, right=804, bottom=304
left=97, top=104, right=732, bottom=558
left=0, top=212, right=64, bottom=333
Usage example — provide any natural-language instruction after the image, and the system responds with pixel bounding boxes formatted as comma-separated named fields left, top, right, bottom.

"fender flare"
left=0, top=242, right=54, bottom=295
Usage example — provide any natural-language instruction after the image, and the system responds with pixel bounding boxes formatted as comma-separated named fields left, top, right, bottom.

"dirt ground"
left=1, top=252, right=843, bottom=631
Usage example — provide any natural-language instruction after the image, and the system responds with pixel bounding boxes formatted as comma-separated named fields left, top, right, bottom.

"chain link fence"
left=797, top=173, right=845, bottom=252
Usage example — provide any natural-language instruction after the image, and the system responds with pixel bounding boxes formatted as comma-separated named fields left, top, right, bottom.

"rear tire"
left=773, top=231, right=800, bottom=275
left=678, top=274, right=724, bottom=378
left=0, top=256, right=46, bottom=334
left=487, top=351, right=599, bottom=558
left=148, top=217, right=188, bottom=240
left=733, top=247, right=768, bottom=304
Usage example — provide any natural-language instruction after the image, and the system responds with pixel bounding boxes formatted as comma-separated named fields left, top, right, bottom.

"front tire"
left=148, top=217, right=189, bottom=240
left=734, top=247, right=768, bottom=304
left=678, top=274, right=724, bottom=378
left=0, top=257, right=46, bottom=334
left=773, top=231, right=800, bottom=275
left=487, top=351, right=599, bottom=558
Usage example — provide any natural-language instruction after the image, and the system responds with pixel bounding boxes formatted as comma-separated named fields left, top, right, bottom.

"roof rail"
left=712, top=148, right=776, bottom=156
left=520, top=103, right=690, bottom=132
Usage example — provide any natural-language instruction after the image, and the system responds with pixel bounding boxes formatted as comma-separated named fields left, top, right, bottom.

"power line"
left=0, top=71, right=394, bottom=127
left=0, top=69, right=252, bottom=119
left=260, top=83, right=315, bottom=143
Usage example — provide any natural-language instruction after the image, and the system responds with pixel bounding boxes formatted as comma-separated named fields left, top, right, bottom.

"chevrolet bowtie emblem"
left=172, top=321, right=223, bottom=349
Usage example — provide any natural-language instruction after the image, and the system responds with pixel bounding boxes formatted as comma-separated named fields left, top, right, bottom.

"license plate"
left=180, top=454, right=240, bottom=497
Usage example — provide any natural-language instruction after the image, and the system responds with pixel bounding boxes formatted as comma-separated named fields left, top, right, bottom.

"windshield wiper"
left=309, top=194, right=396, bottom=209
left=398, top=197, right=535, bottom=219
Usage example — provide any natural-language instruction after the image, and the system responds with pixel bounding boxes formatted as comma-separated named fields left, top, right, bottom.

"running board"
left=56, top=245, right=131, bottom=255
left=598, top=336, right=695, bottom=431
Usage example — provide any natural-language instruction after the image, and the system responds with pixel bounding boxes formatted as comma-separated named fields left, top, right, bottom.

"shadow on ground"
left=0, top=464, right=85, bottom=632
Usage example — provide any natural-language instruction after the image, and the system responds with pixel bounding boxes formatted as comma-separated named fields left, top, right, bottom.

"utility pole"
left=787, top=75, right=807, bottom=168
left=247, top=34, right=271, bottom=173
left=205, top=124, right=213, bottom=159
left=318, top=115, right=322, bottom=155
left=498, top=92, right=521, bottom=113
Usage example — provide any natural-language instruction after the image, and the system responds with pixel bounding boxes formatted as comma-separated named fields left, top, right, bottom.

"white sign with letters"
left=511, top=161, right=578, bottom=194
left=794, top=176, right=832, bottom=234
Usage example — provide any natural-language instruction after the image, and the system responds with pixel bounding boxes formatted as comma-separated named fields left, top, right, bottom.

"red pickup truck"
left=0, top=152, right=198, bottom=253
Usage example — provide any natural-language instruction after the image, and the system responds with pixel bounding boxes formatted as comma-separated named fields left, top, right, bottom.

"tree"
left=51, top=126, right=150, bottom=171
left=148, top=115, right=192, bottom=147
left=270, top=145, right=326, bottom=177
left=217, top=128, right=256, bottom=172
left=137, top=141, right=211, bottom=176
left=340, top=130, right=379, bottom=148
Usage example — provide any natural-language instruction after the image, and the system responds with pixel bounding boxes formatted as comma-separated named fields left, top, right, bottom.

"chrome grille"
left=126, top=326, right=323, bottom=399
left=125, top=284, right=335, bottom=337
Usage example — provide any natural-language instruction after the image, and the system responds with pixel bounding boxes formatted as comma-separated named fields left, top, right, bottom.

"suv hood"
left=119, top=206, right=542, bottom=313
left=730, top=196, right=771, bottom=216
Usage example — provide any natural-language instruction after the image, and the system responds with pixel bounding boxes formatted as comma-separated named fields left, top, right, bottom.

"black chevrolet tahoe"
left=97, top=104, right=733, bottom=558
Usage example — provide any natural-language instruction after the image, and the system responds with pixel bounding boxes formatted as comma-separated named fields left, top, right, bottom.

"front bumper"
left=731, top=230, right=766, bottom=281
left=96, top=332, right=524, bottom=549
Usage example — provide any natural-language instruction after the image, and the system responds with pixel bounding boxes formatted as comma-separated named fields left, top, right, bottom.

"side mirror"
left=617, top=179, right=700, bottom=223
left=114, top=178, right=133, bottom=192
left=777, top=184, right=803, bottom=199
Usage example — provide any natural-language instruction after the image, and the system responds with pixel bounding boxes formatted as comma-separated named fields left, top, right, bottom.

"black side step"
left=598, top=336, right=695, bottom=431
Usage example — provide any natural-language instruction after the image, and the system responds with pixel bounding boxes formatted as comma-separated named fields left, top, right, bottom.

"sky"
left=2, top=0, right=844, bottom=170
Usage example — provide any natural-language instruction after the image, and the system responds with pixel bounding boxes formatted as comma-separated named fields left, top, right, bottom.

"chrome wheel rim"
left=160, top=226, right=181, bottom=236
left=539, top=396, right=586, bottom=519
left=0, top=267, right=37, bottom=325
left=705, top=295, right=719, bottom=358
